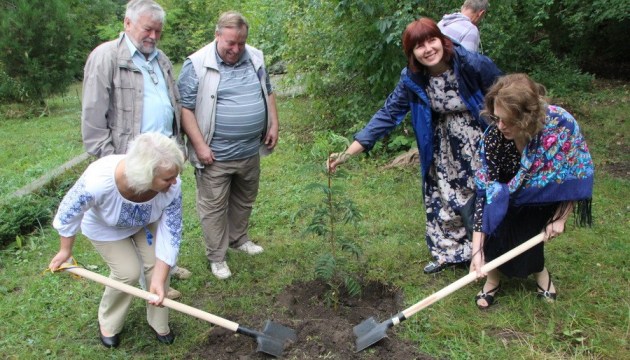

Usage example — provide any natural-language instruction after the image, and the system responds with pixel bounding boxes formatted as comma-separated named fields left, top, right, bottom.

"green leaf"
left=344, top=275, right=362, bottom=297
left=315, top=253, right=336, bottom=280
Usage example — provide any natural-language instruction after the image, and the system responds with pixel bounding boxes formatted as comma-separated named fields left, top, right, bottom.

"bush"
left=0, top=165, right=81, bottom=248
left=0, top=195, right=56, bottom=247
left=0, top=63, right=27, bottom=102
left=0, top=0, right=82, bottom=102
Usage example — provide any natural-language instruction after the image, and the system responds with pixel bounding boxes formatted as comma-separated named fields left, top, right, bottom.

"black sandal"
left=475, top=282, right=501, bottom=310
left=536, top=273, right=557, bottom=302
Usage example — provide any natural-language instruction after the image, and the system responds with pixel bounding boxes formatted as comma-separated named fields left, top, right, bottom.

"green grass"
left=0, top=83, right=84, bottom=197
left=0, top=80, right=628, bottom=359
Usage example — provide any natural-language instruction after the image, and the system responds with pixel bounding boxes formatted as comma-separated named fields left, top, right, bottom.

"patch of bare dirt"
left=185, top=280, right=434, bottom=359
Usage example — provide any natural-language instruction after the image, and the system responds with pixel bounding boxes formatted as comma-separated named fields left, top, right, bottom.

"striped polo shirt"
left=212, top=50, right=266, bottom=161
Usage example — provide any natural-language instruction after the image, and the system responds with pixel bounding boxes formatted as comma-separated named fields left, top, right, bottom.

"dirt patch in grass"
left=185, top=280, right=434, bottom=359
left=600, top=160, right=630, bottom=180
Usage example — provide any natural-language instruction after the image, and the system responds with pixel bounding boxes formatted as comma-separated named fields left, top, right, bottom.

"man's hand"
left=194, top=143, right=215, bottom=165
left=265, top=124, right=279, bottom=150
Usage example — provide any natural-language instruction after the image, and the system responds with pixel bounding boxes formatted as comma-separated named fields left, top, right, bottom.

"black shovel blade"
left=242, top=320, right=297, bottom=358
left=353, top=317, right=380, bottom=338
left=354, top=317, right=389, bottom=352
left=256, top=335, right=285, bottom=358
left=263, top=320, right=297, bottom=343
left=354, top=315, right=403, bottom=352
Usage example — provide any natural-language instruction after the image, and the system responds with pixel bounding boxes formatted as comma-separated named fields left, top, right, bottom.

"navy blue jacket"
left=354, top=44, right=502, bottom=183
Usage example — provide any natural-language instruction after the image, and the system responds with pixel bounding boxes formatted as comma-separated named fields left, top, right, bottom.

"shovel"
left=62, top=266, right=296, bottom=357
left=354, top=232, right=546, bottom=352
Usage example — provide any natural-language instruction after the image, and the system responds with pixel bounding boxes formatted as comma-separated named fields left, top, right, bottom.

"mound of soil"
left=185, top=280, right=434, bottom=359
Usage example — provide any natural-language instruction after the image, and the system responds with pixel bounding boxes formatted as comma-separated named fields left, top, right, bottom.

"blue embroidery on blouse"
left=117, top=203, right=154, bottom=245
left=58, top=177, right=94, bottom=225
left=164, top=193, right=183, bottom=249
left=117, top=203, right=152, bottom=227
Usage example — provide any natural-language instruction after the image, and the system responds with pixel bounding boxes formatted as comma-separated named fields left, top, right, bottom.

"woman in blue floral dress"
left=328, top=18, right=502, bottom=274
left=470, top=74, right=594, bottom=309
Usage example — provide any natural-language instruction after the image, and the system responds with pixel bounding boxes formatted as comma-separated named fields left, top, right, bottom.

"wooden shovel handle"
left=64, top=267, right=240, bottom=332
left=402, top=232, right=546, bottom=319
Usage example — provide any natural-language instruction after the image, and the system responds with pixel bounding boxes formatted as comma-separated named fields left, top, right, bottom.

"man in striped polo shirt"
left=177, top=11, right=279, bottom=280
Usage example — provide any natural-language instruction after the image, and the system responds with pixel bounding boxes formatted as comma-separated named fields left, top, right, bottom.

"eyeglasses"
left=142, top=64, right=158, bottom=85
left=488, top=113, right=517, bottom=129
left=487, top=114, right=500, bottom=123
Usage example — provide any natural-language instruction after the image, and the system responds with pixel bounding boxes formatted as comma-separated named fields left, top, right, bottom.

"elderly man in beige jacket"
left=80, top=0, right=190, bottom=298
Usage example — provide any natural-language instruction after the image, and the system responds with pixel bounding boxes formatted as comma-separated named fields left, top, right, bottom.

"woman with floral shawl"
left=470, top=73, right=594, bottom=309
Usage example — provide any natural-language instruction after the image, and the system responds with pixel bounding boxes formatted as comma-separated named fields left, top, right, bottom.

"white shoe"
left=210, top=261, right=232, bottom=280
left=236, top=241, right=264, bottom=255
left=166, top=287, right=181, bottom=300
left=171, top=266, right=192, bottom=280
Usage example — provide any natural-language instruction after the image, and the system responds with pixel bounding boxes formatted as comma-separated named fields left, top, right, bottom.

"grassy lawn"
left=0, top=80, right=628, bottom=359
left=0, top=83, right=84, bottom=197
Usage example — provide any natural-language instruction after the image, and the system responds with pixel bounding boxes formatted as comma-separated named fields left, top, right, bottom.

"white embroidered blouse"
left=52, top=155, right=183, bottom=266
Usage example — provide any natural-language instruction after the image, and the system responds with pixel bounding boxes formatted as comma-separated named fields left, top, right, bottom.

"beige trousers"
left=90, top=223, right=170, bottom=335
left=194, top=154, right=260, bottom=263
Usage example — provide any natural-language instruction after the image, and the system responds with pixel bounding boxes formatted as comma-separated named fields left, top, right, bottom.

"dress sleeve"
left=473, top=127, right=521, bottom=232
left=52, top=175, right=96, bottom=237
left=154, top=190, right=183, bottom=267
left=473, top=127, right=502, bottom=232
left=473, top=195, right=485, bottom=232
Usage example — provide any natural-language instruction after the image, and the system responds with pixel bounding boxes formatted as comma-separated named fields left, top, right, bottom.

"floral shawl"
left=475, top=105, right=594, bottom=234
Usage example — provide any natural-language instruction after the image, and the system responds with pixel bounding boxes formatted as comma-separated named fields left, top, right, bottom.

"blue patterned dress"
left=423, top=69, right=483, bottom=265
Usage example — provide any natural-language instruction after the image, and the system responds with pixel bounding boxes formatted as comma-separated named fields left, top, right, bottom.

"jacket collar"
left=203, top=41, right=220, bottom=70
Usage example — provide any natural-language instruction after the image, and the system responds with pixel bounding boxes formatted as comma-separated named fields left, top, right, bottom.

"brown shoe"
left=171, top=266, right=192, bottom=280
left=166, top=287, right=181, bottom=300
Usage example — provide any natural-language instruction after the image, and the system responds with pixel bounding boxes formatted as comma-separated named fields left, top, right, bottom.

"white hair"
left=462, top=0, right=489, bottom=12
left=125, top=0, right=165, bottom=24
left=125, top=132, right=184, bottom=193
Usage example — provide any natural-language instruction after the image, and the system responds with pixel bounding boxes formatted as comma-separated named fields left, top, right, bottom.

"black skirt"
left=484, top=203, right=560, bottom=278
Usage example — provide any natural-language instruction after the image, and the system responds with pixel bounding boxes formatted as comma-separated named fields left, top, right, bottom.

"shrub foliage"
left=0, top=0, right=82, bottom=102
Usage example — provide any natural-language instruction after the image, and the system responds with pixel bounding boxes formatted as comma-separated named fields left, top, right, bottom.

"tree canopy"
left=1, top=0, right=627, bottom=113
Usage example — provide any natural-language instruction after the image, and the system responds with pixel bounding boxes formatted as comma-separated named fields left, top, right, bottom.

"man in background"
left=80, top=0, right=190, bottom=298
left=438, top=0, right=489, bottom=53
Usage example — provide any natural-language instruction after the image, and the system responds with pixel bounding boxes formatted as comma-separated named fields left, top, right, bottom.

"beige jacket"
left=81, top=33, right=183, bottom=157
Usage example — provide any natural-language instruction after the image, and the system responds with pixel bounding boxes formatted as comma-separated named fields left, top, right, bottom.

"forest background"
left=2, top=0, right=630, bottom=111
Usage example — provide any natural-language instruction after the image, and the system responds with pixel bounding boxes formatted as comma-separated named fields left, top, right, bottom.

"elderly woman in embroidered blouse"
left=48, top=132, right=184, bottom=348
left=470, top=73, right=594, bottom=309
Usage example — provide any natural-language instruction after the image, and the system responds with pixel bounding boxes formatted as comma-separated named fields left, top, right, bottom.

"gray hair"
left=125, top=0, right=165, bottom=24
left=462, top=0, right=489, bottom=12
left=215, top=11, right=249, bottom=36
left=125, top=132, right=184, bottom=193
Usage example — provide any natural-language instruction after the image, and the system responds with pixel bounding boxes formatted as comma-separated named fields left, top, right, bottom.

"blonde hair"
left=482, top=73, right=548, bottom=142
left=125, top=132, right=184, bottom=193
